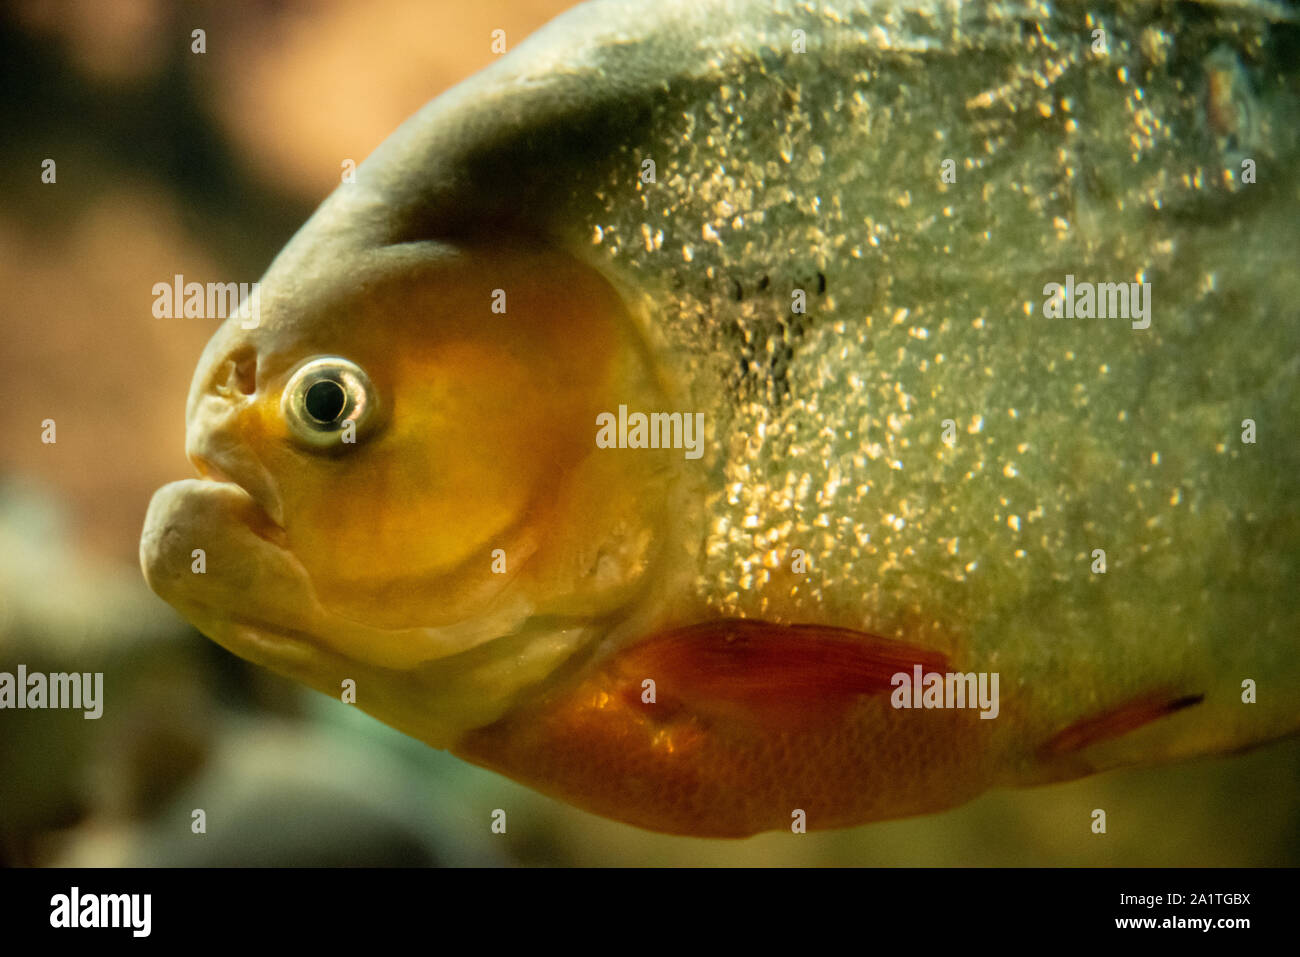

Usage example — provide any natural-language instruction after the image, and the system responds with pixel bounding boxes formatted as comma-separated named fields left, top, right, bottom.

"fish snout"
left=183, top=336, right=287, bottom=528
left=198, top=343, right=258, bottom=401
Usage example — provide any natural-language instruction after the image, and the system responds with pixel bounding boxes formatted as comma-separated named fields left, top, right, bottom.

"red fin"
left=1041, top=692, right=1204, bottom=757
left=613, top=619, right=949, bottom=731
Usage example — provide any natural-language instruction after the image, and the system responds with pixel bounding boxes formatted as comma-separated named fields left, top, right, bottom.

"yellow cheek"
left=241, top=253, right=630, bottom=627
left=260, top=342, right=596, bottom=608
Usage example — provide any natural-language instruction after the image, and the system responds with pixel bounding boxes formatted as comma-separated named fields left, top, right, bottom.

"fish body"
left=142, top=0, right=1300, bottom=836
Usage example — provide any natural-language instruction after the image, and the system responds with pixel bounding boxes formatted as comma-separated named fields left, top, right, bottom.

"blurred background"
left=1, top=0, right=1297, bottom=867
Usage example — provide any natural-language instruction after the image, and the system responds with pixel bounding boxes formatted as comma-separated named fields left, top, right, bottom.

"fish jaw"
left=140, top=478, right=320, bottom=669
left=140, top=471, right=545, bottom=674
left=139, top=478, right=607, bottom=746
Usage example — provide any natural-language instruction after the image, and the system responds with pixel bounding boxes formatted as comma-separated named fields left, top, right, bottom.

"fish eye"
left=281, top=356, right=377, bottom=448
left=305, top=379, right=346, bottom=422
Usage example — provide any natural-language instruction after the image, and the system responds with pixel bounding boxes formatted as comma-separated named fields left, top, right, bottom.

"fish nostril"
left=234, top=352, right=257, bottom=395
left=214, top=348, right=258, bottom=397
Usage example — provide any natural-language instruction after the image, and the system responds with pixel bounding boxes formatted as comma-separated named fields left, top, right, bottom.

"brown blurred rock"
left=0, top=193, right=222, bottom=568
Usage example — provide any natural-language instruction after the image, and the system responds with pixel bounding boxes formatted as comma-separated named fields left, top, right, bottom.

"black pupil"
left=304, top=379, right=347, bottom=423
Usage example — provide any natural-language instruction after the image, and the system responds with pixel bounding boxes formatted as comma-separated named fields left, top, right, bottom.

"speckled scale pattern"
left=542, top=0, right=1300, bottom=762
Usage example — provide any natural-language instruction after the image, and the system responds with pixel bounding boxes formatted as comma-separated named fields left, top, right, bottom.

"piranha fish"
left=141, top=0, right=1300, bottom=837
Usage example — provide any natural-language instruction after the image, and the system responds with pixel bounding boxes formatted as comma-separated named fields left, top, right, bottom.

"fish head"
left=141, top=239, right=674, bottom=744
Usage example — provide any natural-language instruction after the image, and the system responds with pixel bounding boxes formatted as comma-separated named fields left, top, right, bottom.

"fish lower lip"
left=141, top=479, right=291, bottom=610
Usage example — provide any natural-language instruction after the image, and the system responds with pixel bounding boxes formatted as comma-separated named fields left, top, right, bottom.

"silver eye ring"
left=281, top=356, right=377, bottom=449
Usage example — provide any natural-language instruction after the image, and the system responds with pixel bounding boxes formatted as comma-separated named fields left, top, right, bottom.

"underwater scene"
left=2, top=0, right=1298, bottom=868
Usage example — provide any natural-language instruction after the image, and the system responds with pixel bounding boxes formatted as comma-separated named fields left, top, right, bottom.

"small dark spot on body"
left=1168, top=693, right=1205, bottom=713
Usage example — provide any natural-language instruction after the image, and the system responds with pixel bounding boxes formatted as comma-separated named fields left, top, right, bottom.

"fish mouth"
left=188, top=451, right=287, bottom=546
left=141, top=476, right=312, bottom=662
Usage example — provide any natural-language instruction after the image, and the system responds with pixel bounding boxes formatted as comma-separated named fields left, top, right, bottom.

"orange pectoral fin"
left=1040, top=691, right=1205, bottom=758
left=611, top=618, right=950, bottom=731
